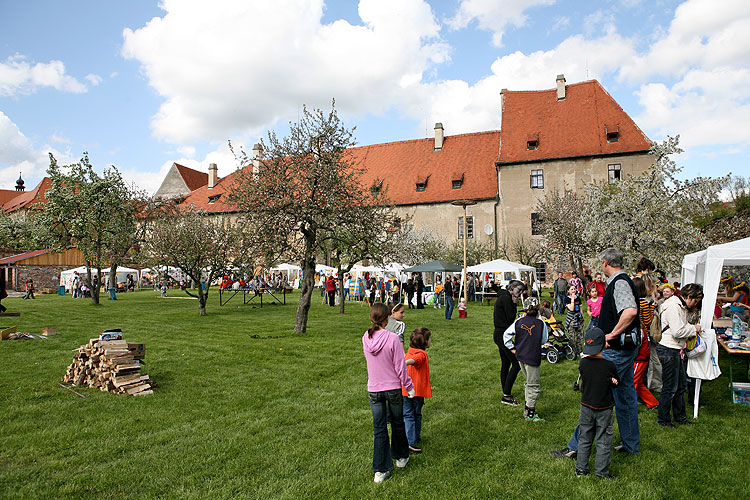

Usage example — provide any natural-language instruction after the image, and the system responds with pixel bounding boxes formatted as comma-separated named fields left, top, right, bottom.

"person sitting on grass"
left=362, top=303, right=414, bottom=484
left=504, top=303, right=548, bottom=422
left=402, top=327, right=432, bottom=454
left=575, top=327, right=619, bottom=480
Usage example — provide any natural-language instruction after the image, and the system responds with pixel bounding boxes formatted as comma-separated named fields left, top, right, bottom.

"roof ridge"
left=350, top=129, right=500, bottom=151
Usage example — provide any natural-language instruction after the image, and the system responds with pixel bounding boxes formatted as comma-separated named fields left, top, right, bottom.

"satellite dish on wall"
left=484, top=224, right=493, bottom=236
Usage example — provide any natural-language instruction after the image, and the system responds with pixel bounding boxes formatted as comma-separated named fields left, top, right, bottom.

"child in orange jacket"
left=402, top=327, right=432, bottom=453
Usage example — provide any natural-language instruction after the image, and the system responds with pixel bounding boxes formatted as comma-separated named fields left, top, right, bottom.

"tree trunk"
left=109, top=262, right=118, bottom=300
left=88, top=264, right=101, bottom=305
left=198, top=287, right=207, bottom=316
left=295, top=247, right=316, bottom=333
left=338, top=266, right=346, bottom=315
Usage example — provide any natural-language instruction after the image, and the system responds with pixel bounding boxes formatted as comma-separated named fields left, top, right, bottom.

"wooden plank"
left=0, top=312, right=21, bottom=317
left=133, top=390, right=153, bottom=396
left=126, top=383, right=150, bottom=395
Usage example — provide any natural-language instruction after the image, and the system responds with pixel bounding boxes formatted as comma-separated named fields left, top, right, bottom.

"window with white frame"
left=458, top=216, right=474, bottom=239
left=608, top=164, right=621, bottom=184
left=530, top=169, right=544, bottom=189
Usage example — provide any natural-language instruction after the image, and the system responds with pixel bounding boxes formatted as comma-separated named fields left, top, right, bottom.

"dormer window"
left=371, top=179, right=383, bottom=195
left=208, top=194, right=222, bottom=204
left=527, top=139, right=538, bottom=150
left=415, top=175, right=429, bottom=192
left=451, top=172, right=464, bottom=189
left=607, top=131, right=620, bottom=143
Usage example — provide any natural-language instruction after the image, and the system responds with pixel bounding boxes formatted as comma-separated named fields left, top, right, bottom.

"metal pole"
left=463, top=205, right=468, bottom=304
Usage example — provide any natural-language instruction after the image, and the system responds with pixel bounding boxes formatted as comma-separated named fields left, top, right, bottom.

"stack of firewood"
left=61, top=339, right=154, bottom=396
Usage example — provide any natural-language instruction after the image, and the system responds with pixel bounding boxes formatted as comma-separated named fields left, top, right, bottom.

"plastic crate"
left=732, top=383, right=750, bottom=405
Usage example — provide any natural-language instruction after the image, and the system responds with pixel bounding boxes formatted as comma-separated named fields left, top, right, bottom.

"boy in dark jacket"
left=575, top=327, right=619, bottom=479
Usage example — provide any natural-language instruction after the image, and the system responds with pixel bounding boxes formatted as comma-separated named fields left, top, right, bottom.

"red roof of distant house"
left=0, top=249, right=50, bottom=265
left=180, top=173, right=237, bottom=212
left=2, top=177, right=53, bottom=214
left=0, top=190, right=20, bottom=207
left=180, top=130, right=501, bottom=212
left=174, top=163, right=209, bottom=191
left=497, top=80, right=651, bottom=165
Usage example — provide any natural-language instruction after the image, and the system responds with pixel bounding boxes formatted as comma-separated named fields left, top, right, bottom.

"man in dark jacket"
left=553, top=273, right=568, bottom=314
left=493, top=280, right=526, bottom=405
left=444, top=276, right=454, bottom=319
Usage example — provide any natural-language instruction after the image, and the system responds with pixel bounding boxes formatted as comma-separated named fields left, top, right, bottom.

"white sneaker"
left=374, top=471, right=390, bottom=483
left=396, top=457, right=409, bottom=468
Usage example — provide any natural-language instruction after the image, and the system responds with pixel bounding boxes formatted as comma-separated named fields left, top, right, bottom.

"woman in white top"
left=655, top=283, right=702, bottom=427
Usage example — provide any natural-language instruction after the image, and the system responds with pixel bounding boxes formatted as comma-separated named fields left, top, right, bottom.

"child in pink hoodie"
left=363, top=303, right=414, bottom=483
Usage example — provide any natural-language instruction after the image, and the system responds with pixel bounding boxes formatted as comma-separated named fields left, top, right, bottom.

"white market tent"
left=315, top=264, right=337, bottom=276
left=680, top=237, right=750, bottom=418
left=271, top=263, right=301, bottom=280
left=60, top=266, right=140, bottom=290
left=467, top=258, right=538, bottom=285
left=680, top=236, right=750, bottom=332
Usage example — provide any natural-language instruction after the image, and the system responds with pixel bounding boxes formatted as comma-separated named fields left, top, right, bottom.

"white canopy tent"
left=467, top=259, right=538, bottom=285
left=680, top=237, right=750, bottom=332
left=680, top=237, right=750, bottom=418
left=60, top=266, right=140, bottom=291
left=271, top=263, right=301, bottom=279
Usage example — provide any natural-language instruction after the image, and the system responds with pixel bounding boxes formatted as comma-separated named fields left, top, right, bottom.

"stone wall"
left=13, top=265, right=69, bottom=292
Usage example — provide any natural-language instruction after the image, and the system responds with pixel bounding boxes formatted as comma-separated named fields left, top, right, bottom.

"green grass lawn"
left=1, top=289, right=748, bottom=499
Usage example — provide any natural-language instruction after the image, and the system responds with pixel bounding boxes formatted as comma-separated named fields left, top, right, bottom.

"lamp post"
left=451, top=199, right=477, bottom=306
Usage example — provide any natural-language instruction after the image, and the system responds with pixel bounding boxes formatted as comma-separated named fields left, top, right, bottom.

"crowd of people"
left=361, top=246, right=736, bottom=483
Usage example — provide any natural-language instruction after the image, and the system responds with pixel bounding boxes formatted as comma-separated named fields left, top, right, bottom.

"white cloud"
left=620, top=0, right=750, bottom=82
left=85, top=74, right=103, bottom=86
left=0, top=55, right=88, bottom=96
left=551, top=16, right=569, bottom=31
left=446, top=0, right=556, bottom=47
left=51, top=133, right=71, bottom=144
left=122, top=0, right=448, bottom=145
left=621, top=0, right=750, bottom=151
left=0, top=111, right=73, bottom=189
left=407, top=31, right=638, bottom=136
left=177, top=146, right=196, bottom=158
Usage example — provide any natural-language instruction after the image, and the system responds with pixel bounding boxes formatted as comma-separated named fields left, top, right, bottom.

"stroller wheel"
left=546, top=349, right=559, bottom=364
left=565, top=345, right=576, bottom=361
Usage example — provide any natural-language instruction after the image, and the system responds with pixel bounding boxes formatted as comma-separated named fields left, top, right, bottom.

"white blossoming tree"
left=583, top=136, right=727, bottom=273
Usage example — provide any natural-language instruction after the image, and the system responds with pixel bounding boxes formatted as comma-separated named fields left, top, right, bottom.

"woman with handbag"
left=656, top=283, right=703, bottom=427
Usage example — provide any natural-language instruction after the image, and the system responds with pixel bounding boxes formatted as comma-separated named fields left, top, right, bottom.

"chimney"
left=556, top=74, right=566, bottom=100
left=252, top=143, right=263, bottom=176
left=434, top=122, right=444, bottom=150
left=208, top=163, right=218, bottom=189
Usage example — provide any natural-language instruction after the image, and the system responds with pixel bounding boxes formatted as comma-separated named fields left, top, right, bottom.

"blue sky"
left=1, top=0, right=748, bottom=194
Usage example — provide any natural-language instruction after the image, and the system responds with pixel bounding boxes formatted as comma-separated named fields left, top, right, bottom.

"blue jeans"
left=403, top=396, right=424, bottom=446
left=368, top=389, right=409, bottom=473
left=568, top=342, right=640, bottom=453
left=656, top=344, right=687, bottom=425
left=445, top=295, right=455, bottom=319
left=555, top=292, right=566, bottom=314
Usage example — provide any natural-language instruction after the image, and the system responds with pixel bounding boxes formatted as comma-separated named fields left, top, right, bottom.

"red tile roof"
left=349, top=131, right=500, bottom=205
left=2, top=177, right=52, bottom=214
left=0, top=190, right=20, bottom=207
left=497, top=80, right=651, bottom=165
left=174, top=163, right=209, bottom=191
left=180, top=173, right=237, bottom=212
left=181, top=131, right=501, bottom=212
left=0, top=249, right=50, bottom=265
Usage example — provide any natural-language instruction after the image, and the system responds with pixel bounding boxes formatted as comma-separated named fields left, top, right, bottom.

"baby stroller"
left=542, top=318, right=576, bottom=364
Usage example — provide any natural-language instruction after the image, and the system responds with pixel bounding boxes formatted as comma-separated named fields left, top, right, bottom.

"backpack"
left=650, top=307, right=667, bottom=343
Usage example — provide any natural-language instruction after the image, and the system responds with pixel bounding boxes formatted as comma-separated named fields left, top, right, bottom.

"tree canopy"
left=230, top=102, right=390, bottom=332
